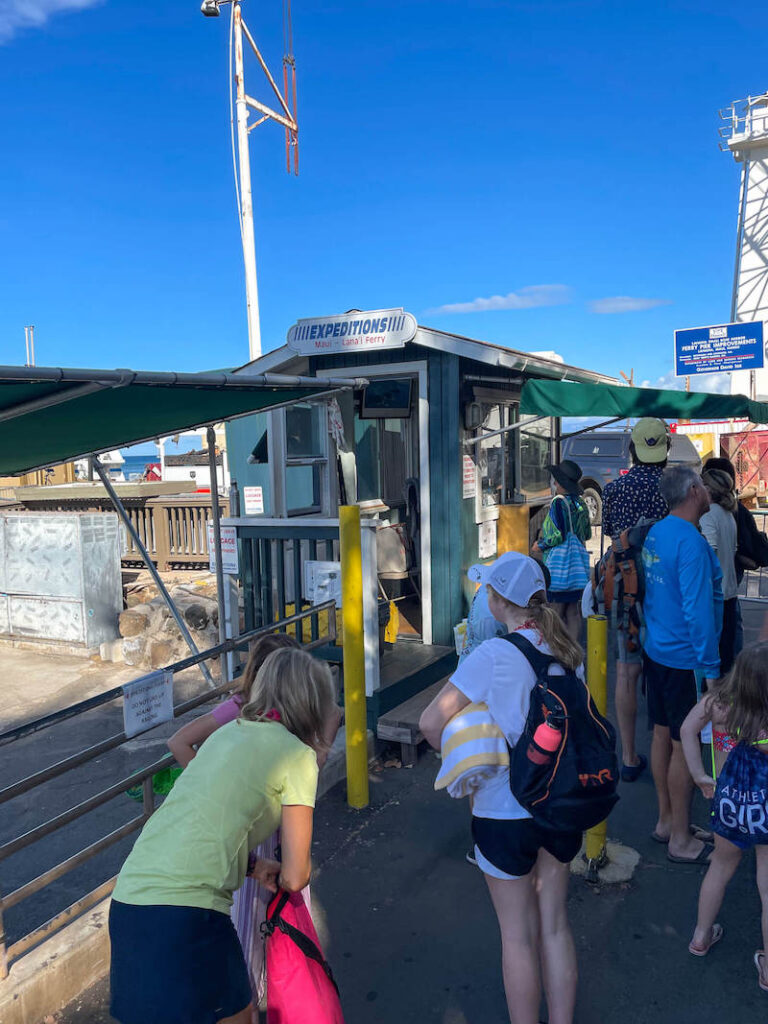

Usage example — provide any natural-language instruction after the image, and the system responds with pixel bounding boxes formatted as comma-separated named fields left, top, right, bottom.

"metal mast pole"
left=234, top=3, right=262, bottom=361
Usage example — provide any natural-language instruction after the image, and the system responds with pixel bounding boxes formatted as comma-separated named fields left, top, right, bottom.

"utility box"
left=0, top=513, right=123, bottom=650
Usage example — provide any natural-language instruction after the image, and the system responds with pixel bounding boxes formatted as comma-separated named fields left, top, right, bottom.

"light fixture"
left=201, top=0, right=234, bottom=16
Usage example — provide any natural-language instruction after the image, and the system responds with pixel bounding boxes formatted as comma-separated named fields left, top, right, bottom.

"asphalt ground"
left=55, top=600, right=768, bottom=1024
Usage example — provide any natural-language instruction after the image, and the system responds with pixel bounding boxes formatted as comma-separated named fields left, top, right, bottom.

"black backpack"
left=505, top=633, right=619, bottom=833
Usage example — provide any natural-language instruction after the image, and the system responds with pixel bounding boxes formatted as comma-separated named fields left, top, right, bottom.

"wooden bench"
left=376, top=678, right=447, bottom=766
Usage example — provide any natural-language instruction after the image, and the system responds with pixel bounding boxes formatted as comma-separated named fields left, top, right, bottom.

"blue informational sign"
left=674, top=321, right=765, bottom=376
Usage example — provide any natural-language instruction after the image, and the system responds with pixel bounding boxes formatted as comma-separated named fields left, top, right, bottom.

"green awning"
left=0, top=365, right=365, bottom=476
left=520, top=379, right=768, bottom=424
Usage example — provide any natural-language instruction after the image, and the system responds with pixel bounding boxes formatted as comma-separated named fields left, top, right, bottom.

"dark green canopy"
left=520, top=379, right=768, bottom=424
left=0, top=365, right=364, bottom=476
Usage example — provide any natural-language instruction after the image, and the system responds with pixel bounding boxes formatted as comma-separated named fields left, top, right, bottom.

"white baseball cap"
left=467, top=551, right=547, bottom=606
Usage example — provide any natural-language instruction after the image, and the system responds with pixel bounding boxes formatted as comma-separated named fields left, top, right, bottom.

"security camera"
left=201, top=0, right=221, bottom=15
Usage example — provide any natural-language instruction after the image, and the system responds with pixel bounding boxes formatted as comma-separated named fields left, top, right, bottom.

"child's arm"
left=680, top=698, right=716, bottom=799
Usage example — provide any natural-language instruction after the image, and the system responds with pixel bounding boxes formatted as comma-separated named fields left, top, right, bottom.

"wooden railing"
left=122, top=496, right=230, bottom=570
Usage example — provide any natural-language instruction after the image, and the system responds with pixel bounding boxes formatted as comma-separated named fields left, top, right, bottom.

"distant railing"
left=0, top=602, right=338, bottom=979
left=740, top=509, right=768, bottom=602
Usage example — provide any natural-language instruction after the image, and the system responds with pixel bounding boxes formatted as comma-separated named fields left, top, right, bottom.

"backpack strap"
left=501, top=631, right=557, bottom=685
left=263, top=890, right=340, bottom=995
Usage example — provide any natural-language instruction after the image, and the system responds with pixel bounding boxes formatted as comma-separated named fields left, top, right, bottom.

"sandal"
left=651, top=824, right=714, bottom=844
left=667, top=843, right=714, bottom=864
left=754, top=951, right=768, bottom=992
left=689, top=923, right=723, bottom=957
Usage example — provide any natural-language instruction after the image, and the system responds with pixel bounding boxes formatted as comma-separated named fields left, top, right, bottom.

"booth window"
left=517, top=415, right=555, bottom=499
left=472, top=401, right=555, bottom=519
left=285, top=402, right=327, bottom=516
left=476, top=404, right=506, bottom=516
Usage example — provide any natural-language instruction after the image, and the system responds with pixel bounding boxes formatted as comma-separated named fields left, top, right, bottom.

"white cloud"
left=0, top=0, right=101, bottom=43
left=589, top=296, right=672, bottom=314
left=428, top=284, right=572, bottom=315
left=642, top=370, right=732, bottom=394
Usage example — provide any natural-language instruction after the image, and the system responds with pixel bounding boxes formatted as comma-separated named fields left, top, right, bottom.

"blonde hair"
left=236, top=632, right=300, bottom=699
left=713, top=642, right=768, bottom=745
left=241, top=647, right=336, bottom=749
left=487, top=586, right=583, bottom=671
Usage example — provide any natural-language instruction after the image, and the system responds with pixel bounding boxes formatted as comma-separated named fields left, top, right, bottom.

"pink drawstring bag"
left=263, top=889, right=345, bottom=1024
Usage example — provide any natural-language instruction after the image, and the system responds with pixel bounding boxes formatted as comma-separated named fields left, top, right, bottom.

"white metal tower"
left=720, top=94, right=768, bottom=399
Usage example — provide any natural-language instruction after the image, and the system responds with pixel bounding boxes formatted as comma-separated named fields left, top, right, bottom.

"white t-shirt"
left=451, top=628, right=578, bottom=821
left=700, top=503, right=738, bottom=600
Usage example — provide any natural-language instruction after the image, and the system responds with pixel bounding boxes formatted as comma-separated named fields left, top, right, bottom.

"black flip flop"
left=668, top=843, right=713, bottom=864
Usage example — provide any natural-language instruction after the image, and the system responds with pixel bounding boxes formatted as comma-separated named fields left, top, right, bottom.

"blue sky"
left=0, top=0, right=764, bottom=389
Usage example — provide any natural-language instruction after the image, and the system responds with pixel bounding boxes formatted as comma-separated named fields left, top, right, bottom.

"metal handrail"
left=0, top=601, right=338, bottom=979
left=0, top=600, right=338, bottom=750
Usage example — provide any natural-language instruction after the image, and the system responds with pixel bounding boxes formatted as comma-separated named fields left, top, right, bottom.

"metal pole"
left=585, top=615, right=609, bottom=879
left=92, top=458, right=216, bottom=689
left=29, top=325, right=35, bottom=366
left=339, top=505, right=369, bottom=809
left=24, top=327, right=30, bottom=367
left=207, top=426, right=229, bottom=685
left=234, top=3, right=262, bottom=361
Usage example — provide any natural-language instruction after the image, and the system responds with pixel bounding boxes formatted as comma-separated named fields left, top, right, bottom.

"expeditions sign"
left=674, top=320, right=765, bottom=376
left=287, top=308, right=417, bottom=356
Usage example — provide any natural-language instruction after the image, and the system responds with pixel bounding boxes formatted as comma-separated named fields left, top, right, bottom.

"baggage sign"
left=674, top=320, right=765, bottom=376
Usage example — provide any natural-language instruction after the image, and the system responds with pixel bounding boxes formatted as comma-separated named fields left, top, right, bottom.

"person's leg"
left=667, top=739, right=707, bottom=860
left=615, top=659, right=642, bottom=768
left=733, top=598, right=744, bottom=659
left=689, top=836, right=742, bottom=951
left=218, top=1006, right=253, bottom=1024
left=535, top=849, right=577, bottom=1024
left=485, top=872, right=541, bottom=1024
left=651, top=724, right=673, bottom=836
left=564, top=602, right=582, bottom=642
left=722, top=598, right=739, bottom=675
left=756, top=846, right=768, bottom=985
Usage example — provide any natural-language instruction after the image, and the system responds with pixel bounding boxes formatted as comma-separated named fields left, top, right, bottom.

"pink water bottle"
left=527, top=720, right=563, bottom=765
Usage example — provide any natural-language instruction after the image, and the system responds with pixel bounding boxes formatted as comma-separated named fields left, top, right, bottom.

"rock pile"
left=115, top=585, right=220, bottom=671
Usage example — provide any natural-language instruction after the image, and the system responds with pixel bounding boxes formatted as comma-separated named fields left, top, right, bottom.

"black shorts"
left=109, top=900, right=252, bottom=1024
left=471, top=816, right=582, bottom=879
left=643, top=653, right=699, bottom=741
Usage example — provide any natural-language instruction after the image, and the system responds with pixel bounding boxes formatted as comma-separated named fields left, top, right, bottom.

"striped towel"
left=434, top=702, right=509, bottom=799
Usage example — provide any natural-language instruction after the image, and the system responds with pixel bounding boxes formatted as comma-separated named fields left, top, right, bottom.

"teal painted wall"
left=428, top=351, right=463, bottom=646
left=225, top=412, right=273, bottom=513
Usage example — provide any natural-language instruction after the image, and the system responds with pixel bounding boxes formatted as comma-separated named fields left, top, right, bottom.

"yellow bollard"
left=585, top=614, right=608, bottom=864
left=339, top=505, right=370, bottom=809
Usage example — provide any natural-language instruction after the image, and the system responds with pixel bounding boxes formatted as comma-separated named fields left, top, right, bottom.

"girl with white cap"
left=420, top=551, right=583, bottom=1024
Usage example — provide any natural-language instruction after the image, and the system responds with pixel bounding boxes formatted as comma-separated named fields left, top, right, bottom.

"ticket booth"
left=226, top=308, right=614, bottom=653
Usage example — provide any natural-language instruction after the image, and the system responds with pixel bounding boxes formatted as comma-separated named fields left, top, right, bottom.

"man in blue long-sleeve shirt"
left=642, top=465, right=723, bottom=864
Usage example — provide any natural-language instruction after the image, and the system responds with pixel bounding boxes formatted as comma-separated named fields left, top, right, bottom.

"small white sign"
left=287, top=308, right=417, bottom=356
left=478, top=520, right=497, bottom=560
left=463, top=455, right=477, bottom=499
left=243, top=486, right=264, bottom=515
left=123, top=671, right=174, bottom=739
left=208, top=523, right=239, bottom=575
left=304, top=560, right=342, bottom=607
